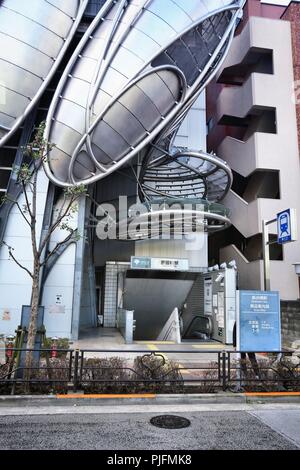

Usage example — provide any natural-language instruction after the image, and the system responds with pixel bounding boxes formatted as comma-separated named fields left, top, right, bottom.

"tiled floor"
left=72, top=327, right=125, bottom=350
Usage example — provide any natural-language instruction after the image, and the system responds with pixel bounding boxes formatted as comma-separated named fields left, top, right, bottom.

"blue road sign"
left=277, top=208, right=297, bottom=244
left=239, top=291, right=281, bottom=352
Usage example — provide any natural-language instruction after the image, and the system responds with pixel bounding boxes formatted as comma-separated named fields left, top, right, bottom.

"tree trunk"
left=24, top=267, right=40, bottom=391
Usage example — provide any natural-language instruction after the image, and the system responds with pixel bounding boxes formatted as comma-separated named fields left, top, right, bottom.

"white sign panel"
left=131, top=257, right=189, bottom=271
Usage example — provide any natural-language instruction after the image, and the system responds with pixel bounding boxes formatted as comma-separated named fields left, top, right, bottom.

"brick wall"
left=282, top=3, right=300, bottom=154
left=281, top=300, right=300, bottom=348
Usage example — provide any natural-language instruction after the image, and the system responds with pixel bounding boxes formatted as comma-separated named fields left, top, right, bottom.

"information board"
left=239, top=291, right=281, bottom=352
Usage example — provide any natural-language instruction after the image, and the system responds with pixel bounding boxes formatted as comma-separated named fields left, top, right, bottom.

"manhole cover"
left=150, top=415, right=191, bottom=429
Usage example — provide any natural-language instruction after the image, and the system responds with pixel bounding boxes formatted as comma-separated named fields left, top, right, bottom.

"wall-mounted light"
left=215, top=273, right=225, bottom=284
left=228, top=260, right=237, bottom=270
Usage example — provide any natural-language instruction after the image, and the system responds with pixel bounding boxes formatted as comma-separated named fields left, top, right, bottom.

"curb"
left=0, top=393, right=300, bottom=407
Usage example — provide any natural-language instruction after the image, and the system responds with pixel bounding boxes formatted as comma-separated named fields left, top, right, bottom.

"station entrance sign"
left=277, top=208, right=297, bottom=244
left=131, top=256, right=189, bottom=272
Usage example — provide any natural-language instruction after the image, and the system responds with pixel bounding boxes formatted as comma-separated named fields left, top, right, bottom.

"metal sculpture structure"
left=43, top=0, right=244, bottom=190
left=0, top=0, right=246, bottom=238
left=0, top=0, right=89, bottom=146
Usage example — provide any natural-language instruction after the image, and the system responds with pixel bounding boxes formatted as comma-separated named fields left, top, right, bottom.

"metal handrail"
left=183, top=315, right=213, bottom=339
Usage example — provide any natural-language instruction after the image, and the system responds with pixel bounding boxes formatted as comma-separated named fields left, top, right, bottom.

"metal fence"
left=0, top=348, right=299, bottom=394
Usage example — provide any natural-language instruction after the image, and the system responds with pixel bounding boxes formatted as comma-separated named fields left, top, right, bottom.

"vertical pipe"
left=222, top=351, right=227, bottom=391
left=69, top=350, right=73, bottom=382
left=262, top=219, right=271, bottom=291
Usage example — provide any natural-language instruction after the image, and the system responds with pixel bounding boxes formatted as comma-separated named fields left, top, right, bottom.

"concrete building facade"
left=207, top=0, right=300, bottom=300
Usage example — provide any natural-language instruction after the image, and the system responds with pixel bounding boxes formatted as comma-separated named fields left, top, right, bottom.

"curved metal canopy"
left=42, top=0, right=245, bottom=187
left=118, top=211, right=231, bottom=241
left=139, top=149, right=233, bottom=203
left=0, top=0, right=88, bottom=147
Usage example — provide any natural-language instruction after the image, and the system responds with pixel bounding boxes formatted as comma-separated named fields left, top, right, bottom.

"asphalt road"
left=0, top=408, right=299, bottom=450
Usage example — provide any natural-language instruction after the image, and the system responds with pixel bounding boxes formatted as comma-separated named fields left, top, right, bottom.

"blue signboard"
left=131, top=256, right=151, bottom=270
left=277, top=208, right=297, bottom=244
left=239, top=291, right=281, bottom=352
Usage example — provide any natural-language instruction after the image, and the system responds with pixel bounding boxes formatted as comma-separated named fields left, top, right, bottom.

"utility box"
left=203, top=268, right=237, bottom=344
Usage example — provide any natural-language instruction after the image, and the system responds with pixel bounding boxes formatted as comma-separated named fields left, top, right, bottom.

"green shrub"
left=80, top=354, right=184, bottom=394
left=81, top=357, right=130, bottom=394
left=132, top=354, right=183, bottom=393
left=228, top=356, right=300, bottom=392
left=0, top=363, right=11, bottom=395
left=26, top=358, right=70, bottom=394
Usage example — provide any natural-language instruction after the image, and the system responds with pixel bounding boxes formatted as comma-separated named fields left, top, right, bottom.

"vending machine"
left=203, top=267, right=237, bottom=344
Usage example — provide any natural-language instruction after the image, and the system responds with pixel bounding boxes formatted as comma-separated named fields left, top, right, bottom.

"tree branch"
left=15, top=202, right=31, bottom=227
left=2, top=241, right=33, bottom=279
left=21, top=180, right=33, bottom=219
left=39, top=194, right=82, bottom=255
left=40, top=231, right=76, bottom=268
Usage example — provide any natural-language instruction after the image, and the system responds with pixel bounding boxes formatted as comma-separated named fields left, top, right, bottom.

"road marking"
left=245, top=392, right=300, bottom=397
left=178, top=363, right=192, bottom=375
left=192, top=344, right=225, bottom=350
left=147, top=344, right=169, bottom=360
left=147, top=344, right=159, bottom=351
left=147, top=345, right=190, bottom=375
left=57, top=394, right=156, bottom=399
left=136, top=341, right=175, bottom=345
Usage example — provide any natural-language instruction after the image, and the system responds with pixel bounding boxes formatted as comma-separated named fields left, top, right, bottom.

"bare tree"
left=0, top=122, right=86, bottom=377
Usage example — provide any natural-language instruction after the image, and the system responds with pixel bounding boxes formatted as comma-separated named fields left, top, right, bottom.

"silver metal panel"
left=1, top=0, right=73, bottom=37
left=0, top=113, right=14, bottom=128
left=46, top=0, right=79, bottom=17
left=49, top=121, right=82, bottom=158
left=0, top=61, right=43, bottom=100
left=0, top=33, right=53, bottom=77
left=55, top=100, right=86, bottom=135
left=63, top=78, right=90, bottom=109
left=0, top=0, right=89, bottom=146
left=0, top=8, right=64, bottom=57
left=0, top=88, right=29, bottom=118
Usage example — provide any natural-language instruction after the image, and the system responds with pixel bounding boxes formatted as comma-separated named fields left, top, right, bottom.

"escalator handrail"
left=183, top=315, right=213, bottom=339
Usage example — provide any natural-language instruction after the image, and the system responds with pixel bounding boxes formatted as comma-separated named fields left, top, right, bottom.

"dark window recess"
left=0, top=147, right=17, bottom=167
left=84, top=0, right=107, bottom=17
left=218, top=47, right=274, bottom=86
left=219, top=107, right=277, bottom=141
left=209, top=225, right=283, bottom=265
left=0, top=169, right=11, bottom=189
left=231, top=170, right=280, bottom=202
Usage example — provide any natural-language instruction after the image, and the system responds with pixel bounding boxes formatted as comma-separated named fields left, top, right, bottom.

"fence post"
left=73, top=349, right=80, bottom=392
left=222, top=351, right=227, bottom=391
left=227, top=351, right=231, bottom=384
left=69, top=350, right=73, bottom=382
